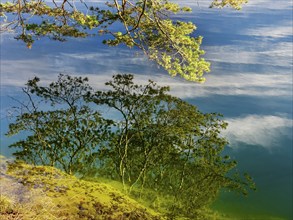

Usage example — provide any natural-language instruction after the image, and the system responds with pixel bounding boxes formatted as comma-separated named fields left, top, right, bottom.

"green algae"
left=1, top=160, right=163, bottom=220
left=1, top=157, right=283, bottom=220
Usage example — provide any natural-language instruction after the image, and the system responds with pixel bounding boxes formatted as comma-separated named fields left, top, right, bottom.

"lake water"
left=0, top=0, right=292, bottom=219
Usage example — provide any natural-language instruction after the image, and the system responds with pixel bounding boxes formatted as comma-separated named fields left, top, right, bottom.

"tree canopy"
left=0, top=0, right=247, bottom=82
left=7, top=74, right=255, bottom=219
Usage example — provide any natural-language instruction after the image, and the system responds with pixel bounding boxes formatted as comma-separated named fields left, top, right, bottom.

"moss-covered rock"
left=0, top=158, right=163, bottom=220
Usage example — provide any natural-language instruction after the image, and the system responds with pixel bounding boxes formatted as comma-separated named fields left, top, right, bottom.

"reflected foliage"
left=0, top=0, right=247, bottom=82
left=6, top=75, right=112, bottom=175
left=7, top=74, right=255, bottom=219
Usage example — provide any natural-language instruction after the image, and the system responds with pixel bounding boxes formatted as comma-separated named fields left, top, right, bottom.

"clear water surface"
left=0, top=0, right=292, bottom=219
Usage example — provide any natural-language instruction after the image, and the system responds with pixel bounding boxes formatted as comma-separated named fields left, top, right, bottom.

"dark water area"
left=1, top=0, right=292, bottom=219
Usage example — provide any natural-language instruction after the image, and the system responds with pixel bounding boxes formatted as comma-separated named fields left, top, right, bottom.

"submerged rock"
left=0, top=157, right=162, bottom=220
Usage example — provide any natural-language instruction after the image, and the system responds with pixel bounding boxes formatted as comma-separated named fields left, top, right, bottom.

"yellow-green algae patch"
left=1, top=157, right=283, bottom=220
left=0, top=159, right=163, bottom=220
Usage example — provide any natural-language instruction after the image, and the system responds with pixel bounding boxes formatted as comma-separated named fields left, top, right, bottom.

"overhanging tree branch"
left=0, top=0, right=247, bottom=82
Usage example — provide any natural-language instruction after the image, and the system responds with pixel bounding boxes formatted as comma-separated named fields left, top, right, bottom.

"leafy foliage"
left=210, top=0, right=248, bottom=10
left=93, top=74, right=255, bottom=218
left=7, top=74, right=255, bottom=219
left=0, top=0, right=247, bottom=82
left=7, top=75, right=112, bottom=175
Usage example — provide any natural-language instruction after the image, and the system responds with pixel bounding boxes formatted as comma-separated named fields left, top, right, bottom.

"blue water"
left=1, top=0, right=292, bottom=219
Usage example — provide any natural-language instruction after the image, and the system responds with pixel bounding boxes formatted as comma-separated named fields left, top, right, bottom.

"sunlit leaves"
left=0, top=1, right=98, bottom=46
left=0, top=0, right=247, bottom=82
left=210, top=0, right=248, bottom=10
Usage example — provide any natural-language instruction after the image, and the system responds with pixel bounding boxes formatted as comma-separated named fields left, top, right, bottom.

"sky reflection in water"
left=0, top=0, right=292, bottom=219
